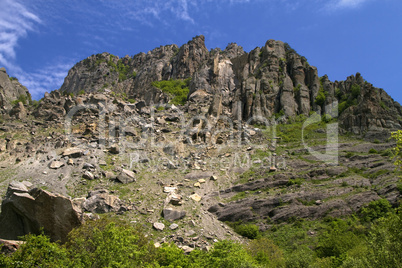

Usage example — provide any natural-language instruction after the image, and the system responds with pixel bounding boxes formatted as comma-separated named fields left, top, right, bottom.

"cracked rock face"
left=55, top=36, right=402, bottom=137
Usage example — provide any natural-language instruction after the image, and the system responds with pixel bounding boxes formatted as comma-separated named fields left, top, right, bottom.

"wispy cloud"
left=0, top=0, right=41, bottom=65
left=326, top=0, right=371, bottom=10
left=0, top=0, right=74, bottom=100
left=17, top=60, right=75, bottom=100
left=101, top=0, right=196, bottom=27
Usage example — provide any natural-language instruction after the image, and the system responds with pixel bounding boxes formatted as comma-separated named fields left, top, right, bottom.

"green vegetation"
left=9, top=76, right=18, bottom=81
left=0, top=218, right=261, bottom=267
left=234, top=224, right=260, bottom=239
left=391, top=130, right=402, bottom=168
left=337, top=83, right=361, bottom=114
left=293, top=84, right=301, bottom=94
left=368, top=148, right=378, bottom=154
left=359, top=199, right=392, bottom=222
left=78, top=89, right=85, bottom=95
left=287, top=178, right=304, bottom=187
left=315, top=85, right=326, bottom=106
left=350, top=84, right=361, bottom=99
left=1, top=203, right=402, bottom=267
left=152, top=78, right=191, bottom=105
left=380, top=101, right=387, bottom=110
left=274, top=109, right=285, bottom=119
left=11, top=94, right=29, bottom=106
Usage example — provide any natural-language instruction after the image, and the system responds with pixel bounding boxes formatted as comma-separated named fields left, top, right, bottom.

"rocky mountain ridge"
left=58, top=35, right=402, bottom=140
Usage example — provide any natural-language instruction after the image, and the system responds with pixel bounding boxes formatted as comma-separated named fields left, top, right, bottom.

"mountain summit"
left=58, top=35, right=402, bottom=140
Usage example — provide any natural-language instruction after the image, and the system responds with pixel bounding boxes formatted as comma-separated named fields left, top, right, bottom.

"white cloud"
left=0, top=0, right=41, bottom=65
left=326, top=0, right=371, bottom=10
left=101, top=0, right=196, bottom=26
left=16, top=60, right=75, bottom=100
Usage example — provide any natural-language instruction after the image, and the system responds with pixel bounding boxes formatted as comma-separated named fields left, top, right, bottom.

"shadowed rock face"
left=57, top=36, right=402, bottom=137
left=0, top=181, right=82, bottom=243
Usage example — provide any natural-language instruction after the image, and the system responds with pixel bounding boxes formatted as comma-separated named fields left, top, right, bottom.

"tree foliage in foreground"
left=1, top=208, right=401, bottom=267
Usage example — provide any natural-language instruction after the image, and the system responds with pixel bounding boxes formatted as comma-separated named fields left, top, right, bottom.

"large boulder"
left=0, top=181, right=83, bottom=243
left=162, top=207, right=186, bottom=221
left=82, top=189, right=126, bottom=213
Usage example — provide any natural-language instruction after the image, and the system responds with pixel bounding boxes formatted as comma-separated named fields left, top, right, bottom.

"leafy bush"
left=246, top=237, right=285, bottom=267
left=316, top=219, right=365, bottom=266
left=206, top=240, right=258, bottom=268
left=234, top=224, right=260, bottom=239
left=350, top=84, right=361, bottom=99
left=359, top=199, right=392, bottom=222
left=67, top=218, right=157, bottom=267
left=315, top=88, right=326, bottom=106
left=368, top=148, right=378, bottom=154
left=364, top=210, right=402, bottom=267
left=152, top=78, right=191, bottom=105
left=11, top=94, right=28, bottom=106
left=0, top=233, right=70, bottom=267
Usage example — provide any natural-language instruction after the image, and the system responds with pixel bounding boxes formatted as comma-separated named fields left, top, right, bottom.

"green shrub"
left=246, top=237, right=285, bottom=267
left=128, top=98, right=135, bottom=103
left=285, top=245, right=316, bottom=268
left=287, top=178, right=304, bottom=187
left=350, top=84, right=361, bottom=99
left=11, top=94, right=28, bottom=106
left=152, top=78, right=191, bottom=105
left=78, top=89, right=85, bottom=95
left=235, top=224, right=260, bottom=239
left=275, top=109, right=285, bottom=119
left=345, top=152, right=354, bottom=158
left=1, top=233, right=70, bottom=267
left=316, top=219, right=365, bottom=266
left=359, top=199, right=392, bottom=222
left=369, top=148, right=378, bottom=154
left=364, top=211, right=402, bottom=267
left=315, top=88, right=326, bottom=106
left=118, top=72, right=127, bottom=81
left=207, top=240, right=257, bottom=268
left=66, top=218, right=157, bottom=267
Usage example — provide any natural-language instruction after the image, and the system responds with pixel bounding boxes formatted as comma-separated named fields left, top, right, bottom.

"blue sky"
left=1, top=0, right=401, bottom=102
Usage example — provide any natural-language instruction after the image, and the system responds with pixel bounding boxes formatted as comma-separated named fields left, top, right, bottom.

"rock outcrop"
left=0, top=68, right=31, bottom=112
left=57, top=36, right=402, bottom=138
left=0, top=181, right=83, bottom=243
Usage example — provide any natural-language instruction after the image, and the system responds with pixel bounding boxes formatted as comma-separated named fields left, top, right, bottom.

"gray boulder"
left=0, top=181, right=83, bottom=243
left=82, top=189, right=124, bottom=214
left=162, top=207, right=186, bottom=221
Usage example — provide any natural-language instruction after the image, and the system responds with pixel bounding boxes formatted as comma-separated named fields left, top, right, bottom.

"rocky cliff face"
left=59, top=35, right=402, bottom=138
left=0, top=68, right=31, bottom=112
